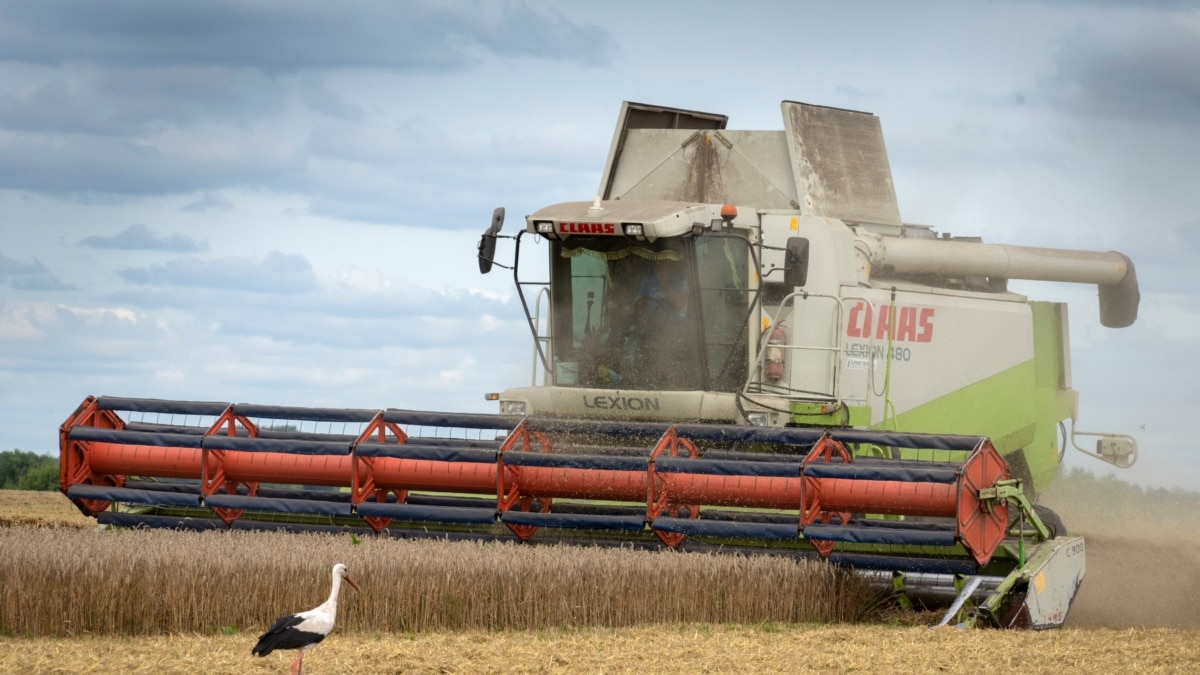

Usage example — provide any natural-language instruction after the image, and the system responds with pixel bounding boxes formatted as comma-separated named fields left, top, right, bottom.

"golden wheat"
left=0, top=526, right=876, bottom=637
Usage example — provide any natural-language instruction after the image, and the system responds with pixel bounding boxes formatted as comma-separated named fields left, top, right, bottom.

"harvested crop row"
left=4, top=625, right=1200, bottom=674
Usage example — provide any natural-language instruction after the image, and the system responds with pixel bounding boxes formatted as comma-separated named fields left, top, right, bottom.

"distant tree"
left=16, top=461, right=59, bottom=491
left=0, top=449, right=43, bottom=485
left=0, top=449, right=59, bottom=491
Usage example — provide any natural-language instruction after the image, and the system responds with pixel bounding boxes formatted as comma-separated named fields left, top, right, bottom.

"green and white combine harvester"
left=60, top=101, right=1139, bottom=629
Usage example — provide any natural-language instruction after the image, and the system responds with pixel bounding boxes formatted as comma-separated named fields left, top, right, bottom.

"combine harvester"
left=60, top=101, right=1140, bottom=629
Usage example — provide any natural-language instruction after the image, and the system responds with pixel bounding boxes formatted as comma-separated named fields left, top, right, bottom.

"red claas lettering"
left=846, top=301, right=935, bottom=343
left=557, top=222, right=616, bottom=235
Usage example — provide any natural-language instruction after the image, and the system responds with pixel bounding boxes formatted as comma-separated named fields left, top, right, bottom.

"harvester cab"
left=61, top=100, right=1141, bottom=630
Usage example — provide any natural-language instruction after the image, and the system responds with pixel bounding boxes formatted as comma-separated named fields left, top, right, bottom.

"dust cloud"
left=1039, top=471, right=1200, bottom=628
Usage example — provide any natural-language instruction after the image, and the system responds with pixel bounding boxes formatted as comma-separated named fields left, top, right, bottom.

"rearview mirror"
left=477, top=207, right=505, bottom=274
left=784, top=237, right=809, bottom=288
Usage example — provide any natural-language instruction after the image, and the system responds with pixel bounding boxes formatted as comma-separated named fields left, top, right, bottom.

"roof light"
left=721, top=203, right=738, bottom=227
left=622, top=223, right=644, bottom=237
left=534, top=221, right=555, bottom=234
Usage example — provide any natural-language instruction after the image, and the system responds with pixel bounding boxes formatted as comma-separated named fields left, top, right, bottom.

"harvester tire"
left=1033, top=505, right=1066, bottom=538
left=1008, top=504, right=1066, bottom=538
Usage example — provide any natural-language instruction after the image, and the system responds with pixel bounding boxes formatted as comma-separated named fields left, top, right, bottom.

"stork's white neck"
left=324, top=569, right=343, bottom=607
left=319, top=569, right=344, bottom=616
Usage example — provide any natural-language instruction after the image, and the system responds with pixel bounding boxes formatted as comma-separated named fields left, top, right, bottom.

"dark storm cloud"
left=0, top=131, right=303, bottom=195
left=1042, top=18, right=1200, bottom=125
left=79, top=224, right=208, bottom=252
left=0, top=65, right=290, bottom=136
left=181, top=193, right=233, bottom=213
left=0, top=1, right=615, bottom=71
left=118, top=251, right=316, bottom=293
left=0, top=2, right=613, bottom=199
left=0, top=253, right=76, bottom=291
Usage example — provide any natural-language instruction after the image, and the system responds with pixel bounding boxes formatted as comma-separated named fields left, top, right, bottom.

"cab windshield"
left=549, top=235, right=751, bottom=392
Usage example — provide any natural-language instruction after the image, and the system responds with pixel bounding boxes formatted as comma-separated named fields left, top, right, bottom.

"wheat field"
left=0, top=512, right=874, bottom=637
left=3, top=490, right=1200, bottom=674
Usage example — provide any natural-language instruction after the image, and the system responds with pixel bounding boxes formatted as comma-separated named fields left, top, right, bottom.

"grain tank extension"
left=59, top=101, right=1139, bottom=629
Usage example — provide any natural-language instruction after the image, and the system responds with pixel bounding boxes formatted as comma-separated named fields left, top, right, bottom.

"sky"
left=1, top=1, right=1197, bottom=489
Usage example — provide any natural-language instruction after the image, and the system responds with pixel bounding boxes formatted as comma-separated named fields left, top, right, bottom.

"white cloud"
left=0, top=303, right=54, bottom=339
left=469, top=288, right=510, bottom=303
left=61, top=305, right=138, bottom=324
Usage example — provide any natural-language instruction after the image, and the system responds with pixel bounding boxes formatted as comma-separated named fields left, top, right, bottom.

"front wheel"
left=1033, top=504, right=1066, bottom=538
left=1012, top=504, right=1066, bottom=538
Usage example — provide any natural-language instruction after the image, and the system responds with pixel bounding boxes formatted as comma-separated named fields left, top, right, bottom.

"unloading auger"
left=62, top=394, right=1080, bottom=628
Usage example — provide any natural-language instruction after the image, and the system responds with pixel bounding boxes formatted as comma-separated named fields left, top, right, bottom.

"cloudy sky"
left=2, top=1, right=1197, bottom=489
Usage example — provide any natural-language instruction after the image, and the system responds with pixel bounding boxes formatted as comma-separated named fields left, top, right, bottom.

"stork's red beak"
left=344, top=573, right=361, bottom=592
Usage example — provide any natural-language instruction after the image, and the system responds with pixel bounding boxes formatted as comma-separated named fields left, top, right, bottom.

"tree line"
left=0, top=449, right=58, bottom=491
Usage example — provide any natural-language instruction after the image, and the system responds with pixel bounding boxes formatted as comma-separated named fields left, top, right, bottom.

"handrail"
left=742, top=291, right=888, bottom=413
left=744, top=291, right=847, bottom=402
left=530, top=286, right=552, bottom=386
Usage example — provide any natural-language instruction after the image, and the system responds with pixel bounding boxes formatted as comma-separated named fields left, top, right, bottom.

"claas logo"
left=846, top=301, right=934, bottom=343
left=558, top=222, right=616, bottom=234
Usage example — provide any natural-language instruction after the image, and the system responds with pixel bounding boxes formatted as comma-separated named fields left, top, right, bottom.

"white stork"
left=252, top=563, right=361, bottom=675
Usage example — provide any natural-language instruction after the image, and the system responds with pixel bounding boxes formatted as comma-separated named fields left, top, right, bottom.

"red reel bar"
left=661, top=474, right=800, bottom=510
left=804, top=479, right=957, bottom=517
left=372, top=458, right=496, bottom=494
left=87, top=444, right=353, bottom=488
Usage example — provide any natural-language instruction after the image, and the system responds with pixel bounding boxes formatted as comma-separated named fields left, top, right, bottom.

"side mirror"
left=477, top=207, right=505, bottom=274
left=784, top=237, right=809, bottom=288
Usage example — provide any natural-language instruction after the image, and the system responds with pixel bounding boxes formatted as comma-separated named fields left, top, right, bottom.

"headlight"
left=746, top=412, right=769, bottom=426
left=499, top=400, right=527, bottom=416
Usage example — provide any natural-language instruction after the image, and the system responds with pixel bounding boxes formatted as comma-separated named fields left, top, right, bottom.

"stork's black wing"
left=252, top=613, right=325, bottom=656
